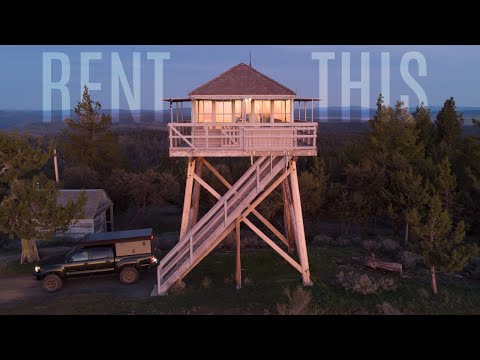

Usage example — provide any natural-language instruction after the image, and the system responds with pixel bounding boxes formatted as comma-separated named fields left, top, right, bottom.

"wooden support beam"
left=282, top=176, right=296, bottom=252
left=240, top=169, right=291, bottom=221
left=236, top=218, right=241, bottom=289
left=289, top=159, right=312, bottom=286
left=193, top=173, right=221, bottom=200
left=203, top=159, right=231, bottom=189
left=190, top=157, right=204, bottom=227
left=203, top=158, right=288, bottom=247
left=251, top=210, right=288, bottom=247
left=243, top=218, right=302, bottom=273
left=179, top=158, right=196, bottom=240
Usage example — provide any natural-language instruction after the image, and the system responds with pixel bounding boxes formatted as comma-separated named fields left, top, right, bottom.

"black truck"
left=33, top=228, right=158, bottom=292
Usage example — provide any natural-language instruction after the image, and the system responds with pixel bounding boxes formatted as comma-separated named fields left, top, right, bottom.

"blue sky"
left=1, top=45, right=479, bottom=110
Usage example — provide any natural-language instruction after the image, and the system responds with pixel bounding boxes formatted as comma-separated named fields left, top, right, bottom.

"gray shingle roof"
left=189, top=63, right=296, bottom=96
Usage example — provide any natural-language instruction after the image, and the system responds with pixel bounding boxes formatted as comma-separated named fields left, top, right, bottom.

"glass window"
left=70, top=250, right=88, bottom=262
left=234, top=100, right=242, bottom=122
left=197, top=100, right=213, bottom=123
left=89, top=247, right=113, bottom=260
left=273, top=100, right=291, bottom=123
left=254, top=100, right=271, bottom=123
left=215, top=101, right=233, bottom=123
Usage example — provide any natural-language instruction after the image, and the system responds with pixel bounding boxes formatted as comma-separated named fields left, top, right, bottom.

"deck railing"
left=168, top=122, right=317, bottom=153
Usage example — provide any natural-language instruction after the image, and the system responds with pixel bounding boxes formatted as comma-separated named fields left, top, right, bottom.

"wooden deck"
left=168, top=122, right=318, bottom=157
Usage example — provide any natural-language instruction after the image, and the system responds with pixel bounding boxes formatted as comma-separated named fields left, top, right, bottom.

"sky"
left=1, top=45, right=479, bottom=111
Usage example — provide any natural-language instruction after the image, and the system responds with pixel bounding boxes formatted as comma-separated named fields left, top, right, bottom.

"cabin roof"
left=189, top=63, right=296, bottom=96
left=57, top=189, right=113, bottom=219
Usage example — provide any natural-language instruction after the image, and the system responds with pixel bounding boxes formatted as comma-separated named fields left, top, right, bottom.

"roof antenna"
left=249, top=51, right=252, bottom=67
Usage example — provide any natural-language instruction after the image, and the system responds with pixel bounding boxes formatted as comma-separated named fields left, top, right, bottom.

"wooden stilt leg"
left=179, top=158, right=196, bottom=240
left=235, top=218, right=241, bottom=289
left=190, top=157, right=204, bottom=228
left=289, top=159, right=312, bottom=286
left=282, top=177, right=296, bottom=253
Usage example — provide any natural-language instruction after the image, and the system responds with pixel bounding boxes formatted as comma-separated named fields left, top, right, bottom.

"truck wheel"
left=42, top=274, right=63, bottom=293
left=120, top=267, right=139, bottom=284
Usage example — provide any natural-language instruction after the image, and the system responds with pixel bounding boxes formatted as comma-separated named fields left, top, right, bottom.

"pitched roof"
left=189, top=63, right=296, bottom=96
left=57, top=189, right=113, bottom=219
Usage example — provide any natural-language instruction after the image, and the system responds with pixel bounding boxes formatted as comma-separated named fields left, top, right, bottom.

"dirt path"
left=0, top=271, right=156, bottom=308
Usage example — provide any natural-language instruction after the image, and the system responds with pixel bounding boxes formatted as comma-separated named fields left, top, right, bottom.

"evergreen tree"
left=389, top=165, right=428, bottom=248
left=62, top=86, right=124, bottom=175
left=433, top=157, right=458, bottom=215
left=299, top=157, right=328, bottom=234
left=434, top=97, right=463, bottom=160
left=368, top=98, right=424, bottom=166
left=413, top=103, right=435, bottom=157
left=0, top=132, right=85, bottom=263
left=408, top=195, right=477, bottom=294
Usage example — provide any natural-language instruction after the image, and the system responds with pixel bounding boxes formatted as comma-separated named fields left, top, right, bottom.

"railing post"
left=224, top=198, right=228, bottom=226
left=256, top=162, right=260, bottom=192
left=189, top=235, right=193, bottom=265
left=206, top=125, right=209, bottom=149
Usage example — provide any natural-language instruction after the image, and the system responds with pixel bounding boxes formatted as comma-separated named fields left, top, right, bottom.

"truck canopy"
left=83, top=228, right=153, bottom=246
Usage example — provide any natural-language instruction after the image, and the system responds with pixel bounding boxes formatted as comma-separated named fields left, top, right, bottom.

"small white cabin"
left=56, top=189, right=114, bottom=239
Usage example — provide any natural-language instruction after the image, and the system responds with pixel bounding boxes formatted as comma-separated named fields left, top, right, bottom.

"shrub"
left=169, top=280, right=186, bottom=295
left=201, top=276, right=212, bottom=289
left=224, top=273, right=234, bottom=286
left=312, top=234, right=334, bottom=246
left=398, top=250, right=422, bottom=270
left=244, top=277, right=253, bottom=287
left=337, top=237, right=351, bottom=247
left=337, top=268, right=397, bottom=295
left=381, top=238, right=400, bottom=253
left=276, top=285, right=321, bottom=315
left=361, top=240, right=380, bottom=252
left=350, top=235, right=362, bottom=245
left=376, top=302, right=402, bottom=315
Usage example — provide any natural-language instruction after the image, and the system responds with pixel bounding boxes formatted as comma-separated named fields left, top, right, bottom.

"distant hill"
left=1, top=106, right=479, bottom=135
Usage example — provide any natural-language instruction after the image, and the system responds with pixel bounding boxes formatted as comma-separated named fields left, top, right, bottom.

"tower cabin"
left=156, top=63, right=318, bottom=295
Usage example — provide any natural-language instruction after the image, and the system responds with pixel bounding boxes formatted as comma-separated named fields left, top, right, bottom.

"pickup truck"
left=33, top=228, right=158, bottom=292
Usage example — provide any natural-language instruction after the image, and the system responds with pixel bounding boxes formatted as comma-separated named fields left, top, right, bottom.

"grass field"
left=1, top=245, right=479, bottom=315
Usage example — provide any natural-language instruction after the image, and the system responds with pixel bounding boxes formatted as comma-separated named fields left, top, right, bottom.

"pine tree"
left=62, top=86, right=124, bottom=175
left=434, top=97, right=463, bottom=160
left=299, top=157, right=328, bottom=234
left=0, top=175, right=86, bottom=263
left=368, top=99, right=424, bottom=166
left=407, top=195, right=477, bottom=294
left=389, top=165, right=427, bottom=248
left=413, top=103, right=435, bottom=157
left=0, top=132, right=86, bottom=263
left=433, top=157, right=458, bottom=215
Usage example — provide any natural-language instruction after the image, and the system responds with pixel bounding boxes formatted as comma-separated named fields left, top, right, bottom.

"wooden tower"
left=156, top=63, right=318, bottom=295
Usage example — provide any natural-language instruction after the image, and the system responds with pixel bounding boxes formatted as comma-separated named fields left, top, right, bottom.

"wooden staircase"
left=156, top=155, right=290, bottom=294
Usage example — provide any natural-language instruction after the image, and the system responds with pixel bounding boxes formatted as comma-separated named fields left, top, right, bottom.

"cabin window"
left=273, top=100, right=291, bottom=123
left=254, top=100, right=272, bottom=123
left=215, top=101, right=233, bottom=123
left=197, top=100, right=213, bottom=122
left=234, top=100, right=242, bottom=122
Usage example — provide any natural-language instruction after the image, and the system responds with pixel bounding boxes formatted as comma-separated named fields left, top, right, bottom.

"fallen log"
left=365, top=255, right=402, bottom=275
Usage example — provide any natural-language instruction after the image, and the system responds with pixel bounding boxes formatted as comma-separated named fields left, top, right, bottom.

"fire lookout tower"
left=155, top=63, right=318, bottom=295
